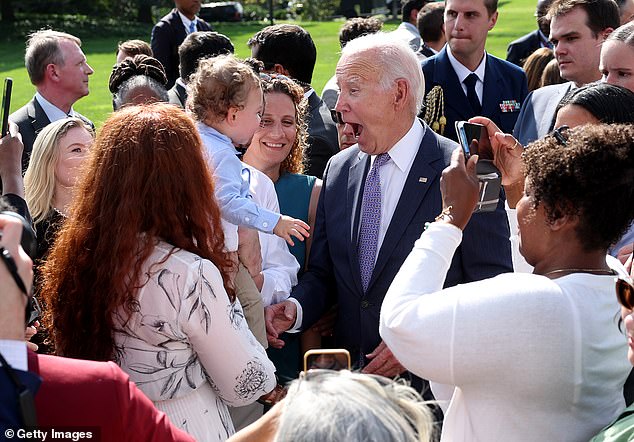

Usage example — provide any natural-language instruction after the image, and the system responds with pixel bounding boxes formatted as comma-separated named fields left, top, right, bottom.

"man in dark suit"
left=151, top=0, right=212, bottom=89
left=506, top=0, right=554, bottom=67
left=513, top=0, right=619, bottom=145
left=0, top=211, right=193, bottom=441
left=9, top=30, right=94, bottom=173
left=265, top=33, right=512, bottom=383
left=168, top=31, right=234, bottom=108
left=248, top=25, right=339, bottom=179
left=422, top=0, right=528, bottom=143
left=416, top=2, right=446, bottom=60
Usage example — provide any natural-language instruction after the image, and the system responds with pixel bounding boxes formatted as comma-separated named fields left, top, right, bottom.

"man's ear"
left=273, top=64, right=290, bottom=77
left=488, top=11, right=499, bottom=30
left=600, top=27, right=614, bottom=41
left=45, top=64, right=59, bottom=83
left=393, top=78, right=409, bottom=111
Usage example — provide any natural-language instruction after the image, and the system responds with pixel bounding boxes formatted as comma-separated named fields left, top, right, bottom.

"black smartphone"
left=1, top=78, right=13, bottom=138
left=304, top=349, right=351, bottom=371
left=455, top=121, right=493, bottom=160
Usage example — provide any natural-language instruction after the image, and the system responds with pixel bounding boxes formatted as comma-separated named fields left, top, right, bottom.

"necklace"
left=543, top=268, right=616, bottom=278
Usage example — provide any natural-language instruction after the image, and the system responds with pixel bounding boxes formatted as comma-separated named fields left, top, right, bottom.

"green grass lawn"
left=0, top=0, right=537, bottom=127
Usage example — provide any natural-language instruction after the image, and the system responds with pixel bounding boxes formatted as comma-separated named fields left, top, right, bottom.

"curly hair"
left=186, top=54, right=261, bottom=123
left=108, top=54, right=167, bottom=94
left=339, top=17, right=383, bottom=48
left=523, top=123, right=634, bottom=251
left=259, top=77, right=309, bottom=175
left=41, top=103, right=234, bottom=361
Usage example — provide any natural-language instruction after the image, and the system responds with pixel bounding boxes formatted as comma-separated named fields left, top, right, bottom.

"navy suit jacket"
left=421, top=48, right=528, bottom=142
left=151, top=9, right=212, bottom=89
left=304, top=91, right=340, bottom=179
left=291, top=121, right=513, bottom=366
left=9, top=97, right=93, bottom=173
left=513, top=81, right=574, bottom=146
left=506, top=30, right=542, bottom=67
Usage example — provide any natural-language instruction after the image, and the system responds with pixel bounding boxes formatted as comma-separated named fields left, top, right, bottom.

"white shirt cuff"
left=286, top=297, right=303, bottom=333
left=0, top=340, right=28, bottom=371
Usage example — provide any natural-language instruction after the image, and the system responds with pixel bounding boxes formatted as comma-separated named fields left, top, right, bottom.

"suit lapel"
left=541, top=82, right=572, bottom=133
left=347, top=151, right=370, bottom=296
left=29, top=98, right=51, bottom=138
left=172, top=10, right=187, bottom=45
left=481, top=56, right=503, bottom=117
left=433, top=49, right=474, bottom=119
left=369, top=127, right=441, bottom=289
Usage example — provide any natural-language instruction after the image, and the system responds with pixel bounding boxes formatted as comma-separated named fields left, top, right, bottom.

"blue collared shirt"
left=198, top=123, right=281, bottom=236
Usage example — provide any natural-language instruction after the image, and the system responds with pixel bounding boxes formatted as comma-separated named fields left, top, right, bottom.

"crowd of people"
left=1, top=0, right=634, bottom=440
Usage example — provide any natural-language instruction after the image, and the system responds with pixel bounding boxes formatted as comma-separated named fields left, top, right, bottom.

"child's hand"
left=273, top=215, right=310, bottom=246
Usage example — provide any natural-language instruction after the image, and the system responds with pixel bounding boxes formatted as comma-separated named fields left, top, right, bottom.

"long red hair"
left=41, top=103, right=234, bottom=361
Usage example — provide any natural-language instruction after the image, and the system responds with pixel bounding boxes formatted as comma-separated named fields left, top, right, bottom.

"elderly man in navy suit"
left=421, top=0, right=528, bottom=143
left=265, top=32, right=512, bottom=390
left=151, top=0, right=212, bottom=88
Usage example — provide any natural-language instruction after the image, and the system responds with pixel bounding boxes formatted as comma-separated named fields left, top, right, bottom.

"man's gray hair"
left=25, top=30, right=82, bottom=86
left=340, top=32, right=425, bottom=116
left=113, top=75, right=169, bottom=110
left=275, top=370, right=435, bottom=442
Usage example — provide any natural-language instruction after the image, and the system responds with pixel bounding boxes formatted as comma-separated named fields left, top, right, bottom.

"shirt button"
left=263, top=222, right=268, bottom=228
left=360, top=300, right=369, bottom=309
left=245, top=217, right=250, bottom=222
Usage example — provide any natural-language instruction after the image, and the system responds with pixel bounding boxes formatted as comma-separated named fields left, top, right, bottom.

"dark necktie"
left=358, top=153, right=390, bottom=292
left=463, top=73, right=482, bottom=115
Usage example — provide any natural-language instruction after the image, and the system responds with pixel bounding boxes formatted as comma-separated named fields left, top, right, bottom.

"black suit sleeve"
left=291, top=160, right=338, bottom=329
left=305, top=135, right=338, bottom=179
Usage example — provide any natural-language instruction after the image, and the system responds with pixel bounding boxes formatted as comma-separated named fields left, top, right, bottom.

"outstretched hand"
left=264, top=300, right=297, bottom=348
left=273, top=215, right=310, bottom=246
left=439, top=147, right=480, bottom=230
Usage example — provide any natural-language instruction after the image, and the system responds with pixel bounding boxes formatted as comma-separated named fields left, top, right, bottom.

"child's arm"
left=208, top=144, right=281, bottom=232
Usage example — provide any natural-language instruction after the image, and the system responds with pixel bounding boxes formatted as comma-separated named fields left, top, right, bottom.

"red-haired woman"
left=41, top=103, right=276, bottom=442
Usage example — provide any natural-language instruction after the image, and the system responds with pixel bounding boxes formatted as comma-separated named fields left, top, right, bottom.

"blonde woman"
left=24, top=117, right=93, bottom=261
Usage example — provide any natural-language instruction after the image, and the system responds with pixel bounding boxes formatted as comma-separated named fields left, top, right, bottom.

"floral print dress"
left=113, top=241, right=276, bottom=441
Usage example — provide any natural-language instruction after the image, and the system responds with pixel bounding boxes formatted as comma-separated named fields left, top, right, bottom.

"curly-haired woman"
left=381, top=122, right=634, bottom=441
left=41, top=103, right=276, bottom=441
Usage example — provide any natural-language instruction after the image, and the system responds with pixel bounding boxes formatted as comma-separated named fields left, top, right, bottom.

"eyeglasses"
left=617, top=275, right=634, bottom=310
left=330, top=109, right=344, bottom=125
left=551, top=125, right=569, bottom=146
left=259, top=72, right=292, bottom=82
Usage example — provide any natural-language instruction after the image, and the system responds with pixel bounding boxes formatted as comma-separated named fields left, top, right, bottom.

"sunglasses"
left=330, top=109, right=344, bottom=125
left=617, top=276, right=634, bottom=310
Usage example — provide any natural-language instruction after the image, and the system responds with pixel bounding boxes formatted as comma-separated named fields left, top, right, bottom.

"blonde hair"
left=186, top=54, right=261, bottom=123
left=24, top=118, right=93, bottom=223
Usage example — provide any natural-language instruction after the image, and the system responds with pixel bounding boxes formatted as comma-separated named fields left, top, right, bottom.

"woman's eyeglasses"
left=616, top=275, right=634, bottom=310
left=551, top=125, right=569, bottom=146
left=330, top=109, right=344, bottom=125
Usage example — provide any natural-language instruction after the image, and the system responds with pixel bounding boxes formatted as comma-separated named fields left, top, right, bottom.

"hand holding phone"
left=455, top=121, right=502, bottom=213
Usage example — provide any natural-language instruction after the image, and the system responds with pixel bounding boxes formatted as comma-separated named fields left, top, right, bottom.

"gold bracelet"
left=435, top=205, right=453, bottom=222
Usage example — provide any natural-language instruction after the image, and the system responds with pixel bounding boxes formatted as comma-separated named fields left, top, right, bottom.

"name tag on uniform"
left=499, top=100, right=520, bottom=113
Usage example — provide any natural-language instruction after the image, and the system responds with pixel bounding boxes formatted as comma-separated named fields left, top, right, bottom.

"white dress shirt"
left=0, top=340, right=27, bottom=370
left=177, top=10, right=197, bottom=34
left=446, top=46, right=487, bottom=104
left=244, top=165, right=300, bottom=307
left=35, top=92, right=78, bottom=122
